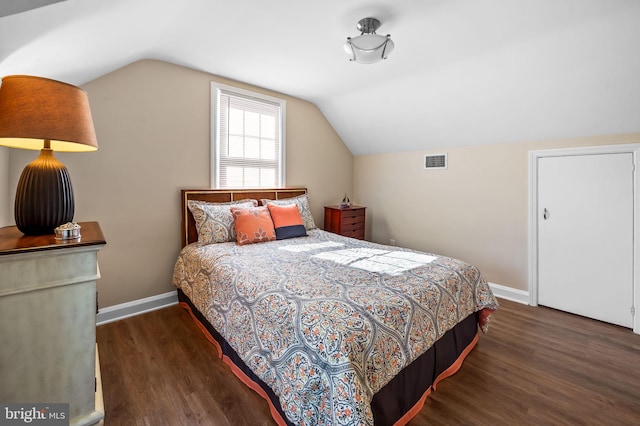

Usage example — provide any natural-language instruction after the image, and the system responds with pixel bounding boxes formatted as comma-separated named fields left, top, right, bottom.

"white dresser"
left=0, top=222, right=106, bottom=426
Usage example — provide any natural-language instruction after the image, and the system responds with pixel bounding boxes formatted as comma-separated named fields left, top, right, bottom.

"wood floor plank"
left=97, top=298, right=640, bottom=425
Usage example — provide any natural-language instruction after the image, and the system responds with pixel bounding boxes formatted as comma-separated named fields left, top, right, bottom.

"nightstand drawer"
left=341, top=215, right=364, bottom=227
left=342, top=229, right=365, bottom=239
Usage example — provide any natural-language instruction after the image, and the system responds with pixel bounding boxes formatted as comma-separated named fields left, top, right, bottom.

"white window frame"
left=211, top=82, right=286, bottom=189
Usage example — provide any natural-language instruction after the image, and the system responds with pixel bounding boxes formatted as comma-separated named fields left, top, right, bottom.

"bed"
left=172, top=188, right=498, bottom=425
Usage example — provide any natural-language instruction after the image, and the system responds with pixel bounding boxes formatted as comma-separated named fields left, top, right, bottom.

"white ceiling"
left=1, top=0, right=639, bottom=155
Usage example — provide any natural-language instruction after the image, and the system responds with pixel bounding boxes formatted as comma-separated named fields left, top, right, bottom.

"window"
left=212, top=83, right=285, bottom=188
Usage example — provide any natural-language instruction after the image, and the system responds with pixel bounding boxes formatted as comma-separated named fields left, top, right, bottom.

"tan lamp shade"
left=0, top=75, right=98, bottom=235
left=0, top=75, right=98, bottom=151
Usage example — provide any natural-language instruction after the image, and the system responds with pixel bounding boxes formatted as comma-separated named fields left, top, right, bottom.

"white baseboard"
left=97, top=291, right=178, bottom=326
left=489, top=282, right=529, bottom=305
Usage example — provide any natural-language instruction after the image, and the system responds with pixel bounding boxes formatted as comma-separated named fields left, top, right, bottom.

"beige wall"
left=354, top=133, right=640, bottom=292
left=8, top=59, right=353, bottom=308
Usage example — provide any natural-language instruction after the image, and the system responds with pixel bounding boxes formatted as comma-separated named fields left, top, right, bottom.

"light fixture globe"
left=344, top=17, right=394, bottom=64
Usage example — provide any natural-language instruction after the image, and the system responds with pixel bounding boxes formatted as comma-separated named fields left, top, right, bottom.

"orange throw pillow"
left=230, top=206, right=276, bottom=245
left=267, top=203, right=307, bottom=240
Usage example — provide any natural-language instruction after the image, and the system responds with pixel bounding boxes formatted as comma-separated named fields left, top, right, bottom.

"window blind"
left=216, top=88, right=283, bottom=188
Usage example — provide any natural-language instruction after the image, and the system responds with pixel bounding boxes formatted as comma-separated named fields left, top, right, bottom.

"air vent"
left=424, top=154, right=447, bottom=170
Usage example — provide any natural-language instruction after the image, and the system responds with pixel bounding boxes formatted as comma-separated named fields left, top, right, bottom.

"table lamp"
left=0, top=75, right=98, bottom=235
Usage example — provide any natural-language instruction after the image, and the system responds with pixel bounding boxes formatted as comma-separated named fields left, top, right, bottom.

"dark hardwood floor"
left=96, top=298, right=640, bottom=425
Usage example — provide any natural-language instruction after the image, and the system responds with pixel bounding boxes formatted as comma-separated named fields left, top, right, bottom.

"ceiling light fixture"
left=344, top=17, right=394, bottom=64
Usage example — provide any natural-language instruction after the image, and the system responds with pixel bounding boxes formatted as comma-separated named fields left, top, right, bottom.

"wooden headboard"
left=181, top=188, right=308, bottom=247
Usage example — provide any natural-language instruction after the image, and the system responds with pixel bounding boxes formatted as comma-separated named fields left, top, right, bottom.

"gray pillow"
left=188, top=199, right=258, bottom=243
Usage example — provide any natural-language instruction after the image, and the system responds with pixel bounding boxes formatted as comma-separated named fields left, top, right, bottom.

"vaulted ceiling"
left=1, top=0, right=639, bottom=155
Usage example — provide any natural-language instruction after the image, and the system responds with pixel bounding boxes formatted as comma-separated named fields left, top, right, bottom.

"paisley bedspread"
left=172, top=229, right=498, bottom=425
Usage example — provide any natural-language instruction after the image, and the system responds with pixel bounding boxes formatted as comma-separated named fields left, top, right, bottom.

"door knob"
left=543, top=208, right=549, bottom=220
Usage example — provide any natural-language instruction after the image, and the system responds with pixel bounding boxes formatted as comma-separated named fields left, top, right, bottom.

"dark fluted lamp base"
left=15, top=148, right=75, bottom=235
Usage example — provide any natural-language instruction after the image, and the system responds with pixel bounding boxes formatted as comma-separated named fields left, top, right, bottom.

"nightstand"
left=324, top=205, right=366, bottom=240
left=0, top=222, right=106, bottom=426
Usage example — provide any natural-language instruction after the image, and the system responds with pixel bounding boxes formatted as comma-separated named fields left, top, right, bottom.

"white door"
left=538, top=153, right=634, bottom=328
